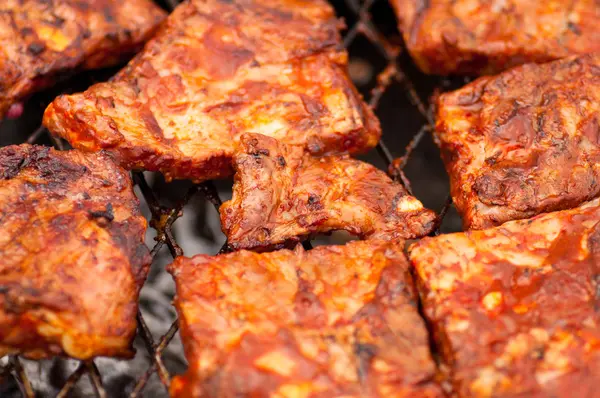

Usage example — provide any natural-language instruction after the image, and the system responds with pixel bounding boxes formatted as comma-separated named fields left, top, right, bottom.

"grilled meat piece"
left=169, top=240, right=442, bottom=398
left=220, top=133, right=436, bottom=251
left=435, top=53, right=600, bottom=230
left=391, top=0, right=600, bottom=75
left=0, top=0, right=165, bottom=119
left=0, top=145, right=150, bottom=360
left=409, top=198, right=600, bottom=397
left=43, top=0, right=380, bottom=182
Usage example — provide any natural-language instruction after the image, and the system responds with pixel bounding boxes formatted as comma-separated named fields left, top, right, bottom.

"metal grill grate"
left=0, top=0, right=462, bottom=396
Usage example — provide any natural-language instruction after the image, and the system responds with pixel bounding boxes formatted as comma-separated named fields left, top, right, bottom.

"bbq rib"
left=220, top=133, right=436, bottom=251
left=0, top=0, right=165, bottom=120
left=169, top=240, right=442, bottom=397
left=392, top=0, right=600, bottom=75
left=435, top=53, right=600, bottom=230
left=410, top=198, right=600, bottom=397
left=0, top=145, right=150, bottom=360
left=43, top=0, right=380, bottom=182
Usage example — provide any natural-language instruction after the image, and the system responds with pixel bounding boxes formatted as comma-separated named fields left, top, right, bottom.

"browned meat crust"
left=391, top=0, right=600, bottom=75
left=0, top=145, right=150, bottom=360
left=43, top=0, right=381, bottom=182
left=168, top=240, right=442, bottom=398
left=0, top=0, right=165, bottom=119
left=434, top=53, right=600, bottom=230
left=409, top=198, right=600, bottom=397
left=220, top=133, right=436, bottom=251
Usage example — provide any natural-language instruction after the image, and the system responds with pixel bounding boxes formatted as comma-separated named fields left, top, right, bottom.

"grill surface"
left=0, top=0, right=465, bottom=396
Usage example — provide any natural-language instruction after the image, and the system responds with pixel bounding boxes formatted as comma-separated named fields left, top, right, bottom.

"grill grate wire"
left=1, top=0, right=455, bottom=395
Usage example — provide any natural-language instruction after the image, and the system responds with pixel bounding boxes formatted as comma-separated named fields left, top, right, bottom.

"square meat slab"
left=435, top=53, right=600, bottom=229
left=168, top=240, right=442, bottom=397
left=391, top=0, right=600, bottom=75
left=0, top=145, right=150, bottom=359
left=409, top=198, right=600, bottom=397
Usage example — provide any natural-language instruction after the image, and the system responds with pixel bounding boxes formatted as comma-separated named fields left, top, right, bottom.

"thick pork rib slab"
left=0, top=0, right=165, bottom=119
left=43, top=0, right=380, bottom=182
left=435, top=53, right=600, bottom=230
left=169, top=240, right=442, bottom=398
left=220, top=134, right=436, bottom=251
left=410, top=199, right=600, bottom=397
left=391, top=0, right=600, bottom=75
left=0, top=145, right=150, bottom=359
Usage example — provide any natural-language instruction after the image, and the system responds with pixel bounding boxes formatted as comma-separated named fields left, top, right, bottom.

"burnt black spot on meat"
left=34, top=157, right=87, bottom=183
left=532, top=347, right=545, bottom=360
left=103, top=6, right=115, bottom=23
left=0, top=154, right=26, bottom=180
left=131, top=78, right=141, bottom=95
left=46, top=13, right=66, bottom=27
left=89, top=203, right=115, bottom=224
left=106, top=32, right=119, bottom=42
left=484, top=153, right=500, bottom=166
left=301, top=95, right=326, bottom=117
left=389, top=191, right=409, bottom=214
left=20, top=27, right=34, bottom=36
left=27, top=42, right=46, bottom=56
left=73, top=1, right=89, bottom=11
left=277, top=156, right=286, bottom=167
left=249, top=148, right=270, bottom=158
left=567, top=22, right=582, bottom=36
left=354, top=341, right=378, bottom=382
left=307, top=194, right=323, bottom=210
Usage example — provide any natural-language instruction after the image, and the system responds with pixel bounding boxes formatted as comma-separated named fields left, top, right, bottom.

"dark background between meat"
left=0, top=0, right=463, bottom=396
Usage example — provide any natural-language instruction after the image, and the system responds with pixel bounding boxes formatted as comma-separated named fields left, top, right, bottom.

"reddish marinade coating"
left=391, top=0, right=600, bottom=75
left=168, top=240, right=442, bottom=397
left=43, top=0, right=380, bottom=182
left=220, top=133, right=437, bottom=251
left=0, top=145, right=150, bottom=359
left=0, top=0, right=165, bottom=119
left=435, top=53, right=600, bottom=230
left=409, top=198, right=600, bottom=397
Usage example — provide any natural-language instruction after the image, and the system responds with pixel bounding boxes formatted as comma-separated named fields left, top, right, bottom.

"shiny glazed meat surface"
left=168, top=240, right=442, bottom=398
left=220, top=133, right=436, bottom=251
left=0, top=145, right=150, bottom=360
left=43, top=0, right=380, bottom=182
left=0, top=0, right=165, bottom=119
left=409, top=198, right=600, bottom=397
left=435, top=53, right=600, bottom=230
left=391, top=0, right=600, bottom=75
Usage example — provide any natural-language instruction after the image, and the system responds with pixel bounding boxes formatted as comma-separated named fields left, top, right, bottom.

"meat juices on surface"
left=168, top=240, right=442, bottom=398
left=43, top=0, right=381, bottom=182
left=0, top=145, right=150, bottom=360
left=220, top=133, right=436, bottom=251
left=391, top=0, right=600, bottom=75
left=435, top=53, right=600, bottom=230
left=409, top=198, right=600, bottom=397
left=0, top=0, right=166, bottom=119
